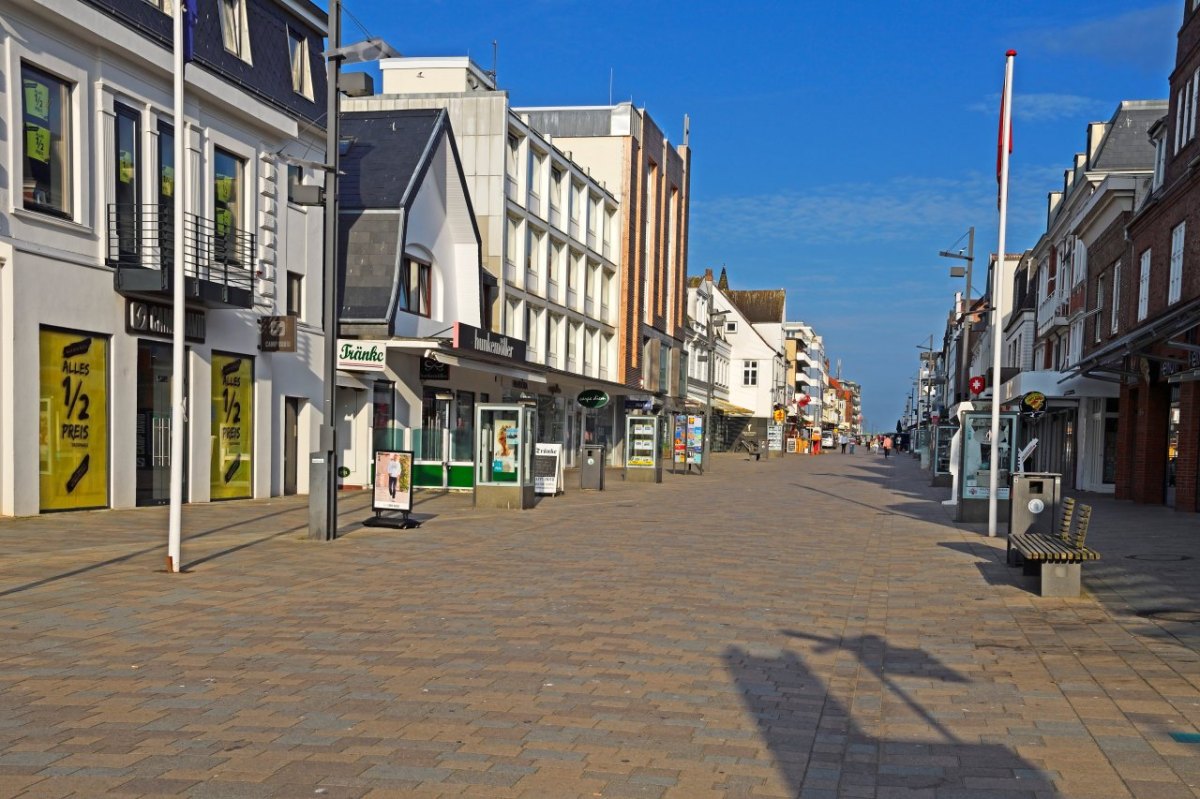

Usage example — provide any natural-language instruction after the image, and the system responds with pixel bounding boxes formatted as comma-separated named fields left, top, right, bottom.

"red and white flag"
left=997, top=50, right=1016, bottom=208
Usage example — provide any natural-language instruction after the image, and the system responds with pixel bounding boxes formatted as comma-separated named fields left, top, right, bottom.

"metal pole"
left=961, top=226, right=974, bottom=409
left=167, top=0, right=186, bottom=572
left=310, top=0, right=341, bottom=541
left=703, top=276, right=715, bottom=469
left=989, top=50, right=1016, bottom=538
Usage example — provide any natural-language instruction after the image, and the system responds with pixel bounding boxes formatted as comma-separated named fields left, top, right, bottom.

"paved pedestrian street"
left=4, top=453, right=1200, bottom=799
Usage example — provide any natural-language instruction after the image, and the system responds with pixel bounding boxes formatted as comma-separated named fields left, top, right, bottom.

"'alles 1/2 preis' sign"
left=336, top=340, right=388, bottom=372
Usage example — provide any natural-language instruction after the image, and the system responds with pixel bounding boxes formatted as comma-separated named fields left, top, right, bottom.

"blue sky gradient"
left=342, top=0, right=1177, bottom=430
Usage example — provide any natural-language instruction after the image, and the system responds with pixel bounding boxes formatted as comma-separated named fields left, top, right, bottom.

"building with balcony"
left=341, top=57, right=625, bottom=469
left=683, top=270, right=736, bottom=448
left=0, top=0, right=328, bottom=515
left=1008, top=101, right=1163, bottom=492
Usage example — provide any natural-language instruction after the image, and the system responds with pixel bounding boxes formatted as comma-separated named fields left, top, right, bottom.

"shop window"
left=399, top=256, right=431, bottom=317
left=21, top=63, right=73, bottom=218
left=39, top=328, right=109, bottom=511
left=211, top=353, right=254, bottom=499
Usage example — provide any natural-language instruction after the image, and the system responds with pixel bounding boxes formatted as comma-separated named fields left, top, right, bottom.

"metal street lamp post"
left=939, top=226, right=974, bottom=408
left=702, top=279, right=729, bottom=469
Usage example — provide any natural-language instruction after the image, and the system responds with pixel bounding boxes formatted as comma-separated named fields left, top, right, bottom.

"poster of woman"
left=373, top=450, right=413, bottom=512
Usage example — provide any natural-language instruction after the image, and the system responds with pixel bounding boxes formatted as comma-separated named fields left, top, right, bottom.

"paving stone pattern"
left=3, top=452, right=1200, bottom=798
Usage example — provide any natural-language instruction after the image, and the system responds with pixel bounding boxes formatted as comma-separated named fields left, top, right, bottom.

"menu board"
left=39, top=328, right=109, bottom=511
left=533, top=443, right=563, bottom=495
left=211, top=353, right=253, bottom=499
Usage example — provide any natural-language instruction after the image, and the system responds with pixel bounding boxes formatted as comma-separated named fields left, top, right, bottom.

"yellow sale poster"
left=211, top=353, right=253, bottom=499
left=39, top=328, right=108, bottom=511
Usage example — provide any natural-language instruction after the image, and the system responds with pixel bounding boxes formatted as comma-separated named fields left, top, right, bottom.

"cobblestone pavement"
left=3, top=451, right=1200, bottom=798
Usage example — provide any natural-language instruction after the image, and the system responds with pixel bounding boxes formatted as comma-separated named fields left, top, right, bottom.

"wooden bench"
left=1008, top=500, right=1099, bottom=597
left=737, top=438, right=765, bottom=460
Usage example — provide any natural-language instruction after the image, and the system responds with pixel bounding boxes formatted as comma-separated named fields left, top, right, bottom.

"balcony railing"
left=108, top=204, right=255, bottom=308
left=1036, top=290, right=1070, bottom=337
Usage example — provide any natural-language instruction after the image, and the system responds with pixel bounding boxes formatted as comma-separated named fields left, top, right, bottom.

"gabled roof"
left=339, top=108, right=447, bottom=209
left=726, top=289, right=786, bottom=325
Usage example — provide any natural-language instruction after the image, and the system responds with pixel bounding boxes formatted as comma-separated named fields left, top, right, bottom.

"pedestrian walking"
left=839, top=433, right=848, bottom=454
left=883, top=435, right=893, bottom=458
left=849, top=437, right=856, bottom=455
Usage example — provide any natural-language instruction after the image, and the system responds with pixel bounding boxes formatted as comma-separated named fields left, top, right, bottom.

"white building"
left=1, top=0, right=327, bottom=515
left=341, top=57, right=623, bottom=469
left=711, top=272, right=787, bottom=426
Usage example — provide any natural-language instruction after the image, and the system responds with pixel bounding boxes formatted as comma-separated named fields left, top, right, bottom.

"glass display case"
left=625, top=415, right=662, bottom=483
left=475, top=403, right=537, bottom=509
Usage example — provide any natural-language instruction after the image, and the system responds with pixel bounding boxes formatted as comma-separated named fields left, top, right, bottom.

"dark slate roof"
left=726, top=289, right=786, bottom=324
left=339, top=109, right=446, bottom=209
left=1091, top=101, right=1168, bottom=171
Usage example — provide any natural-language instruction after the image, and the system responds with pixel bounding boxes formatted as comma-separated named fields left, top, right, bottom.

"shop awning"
left=998, top=369, right=1119, bottom=403
left=1067, top=296, right=1200, bottom=378
left=712, top=398, right=755, bottom=416
left=429, top=351, right=547, bottom=384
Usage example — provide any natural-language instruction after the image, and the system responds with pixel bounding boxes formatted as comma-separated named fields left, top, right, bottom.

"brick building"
left=1070, top=2, right=1200, bottom=511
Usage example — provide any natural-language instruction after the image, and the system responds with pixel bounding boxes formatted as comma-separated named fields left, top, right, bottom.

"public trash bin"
left=581, top=444, right=606, bottom=490
left=1009, top=472, right=1060, bottom=537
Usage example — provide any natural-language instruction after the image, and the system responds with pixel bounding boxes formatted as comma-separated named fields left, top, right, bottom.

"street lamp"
left=308, top=3, right=400, bottom=542
left=938, top=226, right=974, bottom=408
left=702, top=278, right=729, bottom=469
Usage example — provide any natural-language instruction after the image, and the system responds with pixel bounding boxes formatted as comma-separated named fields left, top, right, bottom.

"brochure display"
left=931, top=424, right=957, bottom=487
left=475, top=403, right=537, bottom=509
left=363, top=450, right=420, bottom=529
left=956, top=411, right=1019, bottom=523
left=625, top=415, right=662, bottom=483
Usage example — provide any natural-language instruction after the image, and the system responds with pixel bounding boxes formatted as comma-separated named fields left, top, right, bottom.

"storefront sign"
left=420, top=356, right=450, bottom=380
left=39, top=328, right=109, bottom=511
left=211, top=353, right=253, bottom=499
left=126, top=299, right=205, bottom=343
left=372, top=450, right=413, bottom=512
left=1019, top=391, right=1046, bottom=419
left=577, top=389, right=609, bottom=409
left=452, top=323, right=527, bottom=363
left=336, top=339, right=388, bottom=372
left=258, top=315, right=296, bottom=353
left=533, top=443, right=564, bottom=495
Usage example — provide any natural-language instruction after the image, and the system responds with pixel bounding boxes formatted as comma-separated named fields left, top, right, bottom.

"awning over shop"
left=712, top=398, right=755, bottom=416
left=998, top=369, right=1119, bottom=403
left=429, top=351, right=547, bottom=384
left=1068, top=296, right=1200, bottom=378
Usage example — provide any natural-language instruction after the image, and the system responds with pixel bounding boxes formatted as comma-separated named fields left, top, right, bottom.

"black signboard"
left=452, top=323, right=527, bottom=363
left=420, top=356, right=450, bottom=380
left=126, top=299, right=205, bottom=343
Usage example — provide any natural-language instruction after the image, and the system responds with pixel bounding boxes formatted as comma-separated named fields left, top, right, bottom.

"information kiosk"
left=956, top=410, right=1019, bottom=523
left=625, top=415, right=663, bottom=483
left=475, top=403, right=537, bottom=509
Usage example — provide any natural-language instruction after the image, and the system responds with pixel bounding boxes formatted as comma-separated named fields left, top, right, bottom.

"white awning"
left=998, top=369, right=1119, bottom=403
left=428, top=351, right=547, bottom=384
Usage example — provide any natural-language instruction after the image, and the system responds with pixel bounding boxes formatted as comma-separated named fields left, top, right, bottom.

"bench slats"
left=1010, top=531, right=1100, bottom=563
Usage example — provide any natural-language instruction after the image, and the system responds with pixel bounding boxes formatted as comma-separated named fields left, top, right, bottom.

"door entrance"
left=336, top=388, right=364, bottom=488
left=284, top=397, right=300, bottom=495
left=414, top=388, right=475, bottom=488
left=135, top=340, right=187, bottom=506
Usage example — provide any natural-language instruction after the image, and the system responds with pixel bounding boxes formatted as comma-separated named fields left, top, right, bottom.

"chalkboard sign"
left=533, top=443, right=563, bottom=495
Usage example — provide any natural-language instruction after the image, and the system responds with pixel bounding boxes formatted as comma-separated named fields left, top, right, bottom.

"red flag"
left=997, top=50, right=1016, bottom=207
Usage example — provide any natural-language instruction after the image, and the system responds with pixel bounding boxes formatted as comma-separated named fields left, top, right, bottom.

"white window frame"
left=288, top=29, right=313, bottom=100
left=743, top=360, right=758, bottom=387
left=1137, top=249, right=1151, bottom=321
left=1170, top=221, right=1185, bottom=304
left=219, top=0, right=252, bottom=63
left=1111, top=261, right=1121, bottom=334
left=1094, top=275, right=1105, bottom=344
left=1154, top=136, right=1167, bottom=191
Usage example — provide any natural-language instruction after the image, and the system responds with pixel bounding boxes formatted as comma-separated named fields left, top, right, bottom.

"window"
left=21, top=64, right=72, bottom=218
left=399, top=256, right=431, bottom=317
left=725, top=320, right=739, bottom=334
left=1170, top=221, right=1185, bottom=304
left=505, top=217, right=520, bottom=266
left=113, top=104, right=141, bottom=262
left=143, top=0, right=172, bottom=11
left=220, top=0, right=252, bottom=61
left=286, top=271, right=303, bottom=317
left=550, top=167, right=563, bottom=211
left=1094, top=275, right=1105, bottom=344
left=1111, top=261, right=1121, bottom=334
left=288, top=29, right=313, bottom=100
left=743, top=360, right=758, bottom=386
left=213, top=147, right=245, bottom=264
left=548, top=314, right=561, bottom=361
left=506, top=134, right=520, bottom=181
left=1073, top=240, right=1087, bottom=286
left=1138, top=249, right=1151, bottom=321
left=568, top=251, right=581, bottom=291
left=1192, top=67, right=1200, bottom=141
left=549, top=241, right=562, bottom=286
left=505, top=298, right=520, bottom=337
left=528, top=151, right=543, bottom=200
left=526, top=227, right=542, bottom=281
left=1153, top=135, right=1167, bottom=191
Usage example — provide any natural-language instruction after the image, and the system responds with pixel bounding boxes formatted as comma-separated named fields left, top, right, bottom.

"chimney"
left=704, top=267, right=713, bottom=282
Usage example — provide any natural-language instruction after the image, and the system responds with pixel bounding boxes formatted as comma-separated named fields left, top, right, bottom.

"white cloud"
left=1028, top=4, right=1178, bottom=72
left=968, top=92, right=1106, bottom=123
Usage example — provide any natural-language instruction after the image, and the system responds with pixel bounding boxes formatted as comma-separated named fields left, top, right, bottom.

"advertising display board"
left=672, top=414, right=687, bottom=464
left=960, top=412, right=1017, bottom=500
left=627, top=418, right=657, bottom=467
left=767, top=423, right=784, bottom=451
left=372, top=450, right=413, bottom=512
left=533, top=443, right=564, bottom=495
left=39, top=328, right=109, bottom=511
left=934, top=424, right=958, bottom=475
left=211, top=353, right=253, bottom=499
left=686, top=415, right=703, bottom=465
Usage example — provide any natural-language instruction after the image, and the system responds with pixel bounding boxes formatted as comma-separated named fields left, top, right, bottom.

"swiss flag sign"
left=969, top=375, right=986, bottom=395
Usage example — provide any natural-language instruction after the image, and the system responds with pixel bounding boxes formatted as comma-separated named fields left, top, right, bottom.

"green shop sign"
left=577, top=389, right=610, bottom=409
left=336, top=339, right=388, bottom=372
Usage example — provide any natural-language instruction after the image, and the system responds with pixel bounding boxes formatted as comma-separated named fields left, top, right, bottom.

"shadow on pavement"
left=724, top=630, right=1054, bottom=796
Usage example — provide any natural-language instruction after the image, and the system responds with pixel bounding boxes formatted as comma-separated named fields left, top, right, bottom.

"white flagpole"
left=989, top=50, right=1016, bottom=538
left=168, top=0, right=186, bottom=571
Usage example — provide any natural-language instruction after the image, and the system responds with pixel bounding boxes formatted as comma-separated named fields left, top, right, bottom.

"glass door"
left=1167, top=384, right=1181, bottom=507
left=135, top=340, right=187, bottom=506
left=415, top=388, right=451, bottom=488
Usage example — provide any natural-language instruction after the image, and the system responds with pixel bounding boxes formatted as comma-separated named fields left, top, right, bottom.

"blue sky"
left=342, top=0, right=1177, bottom=430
